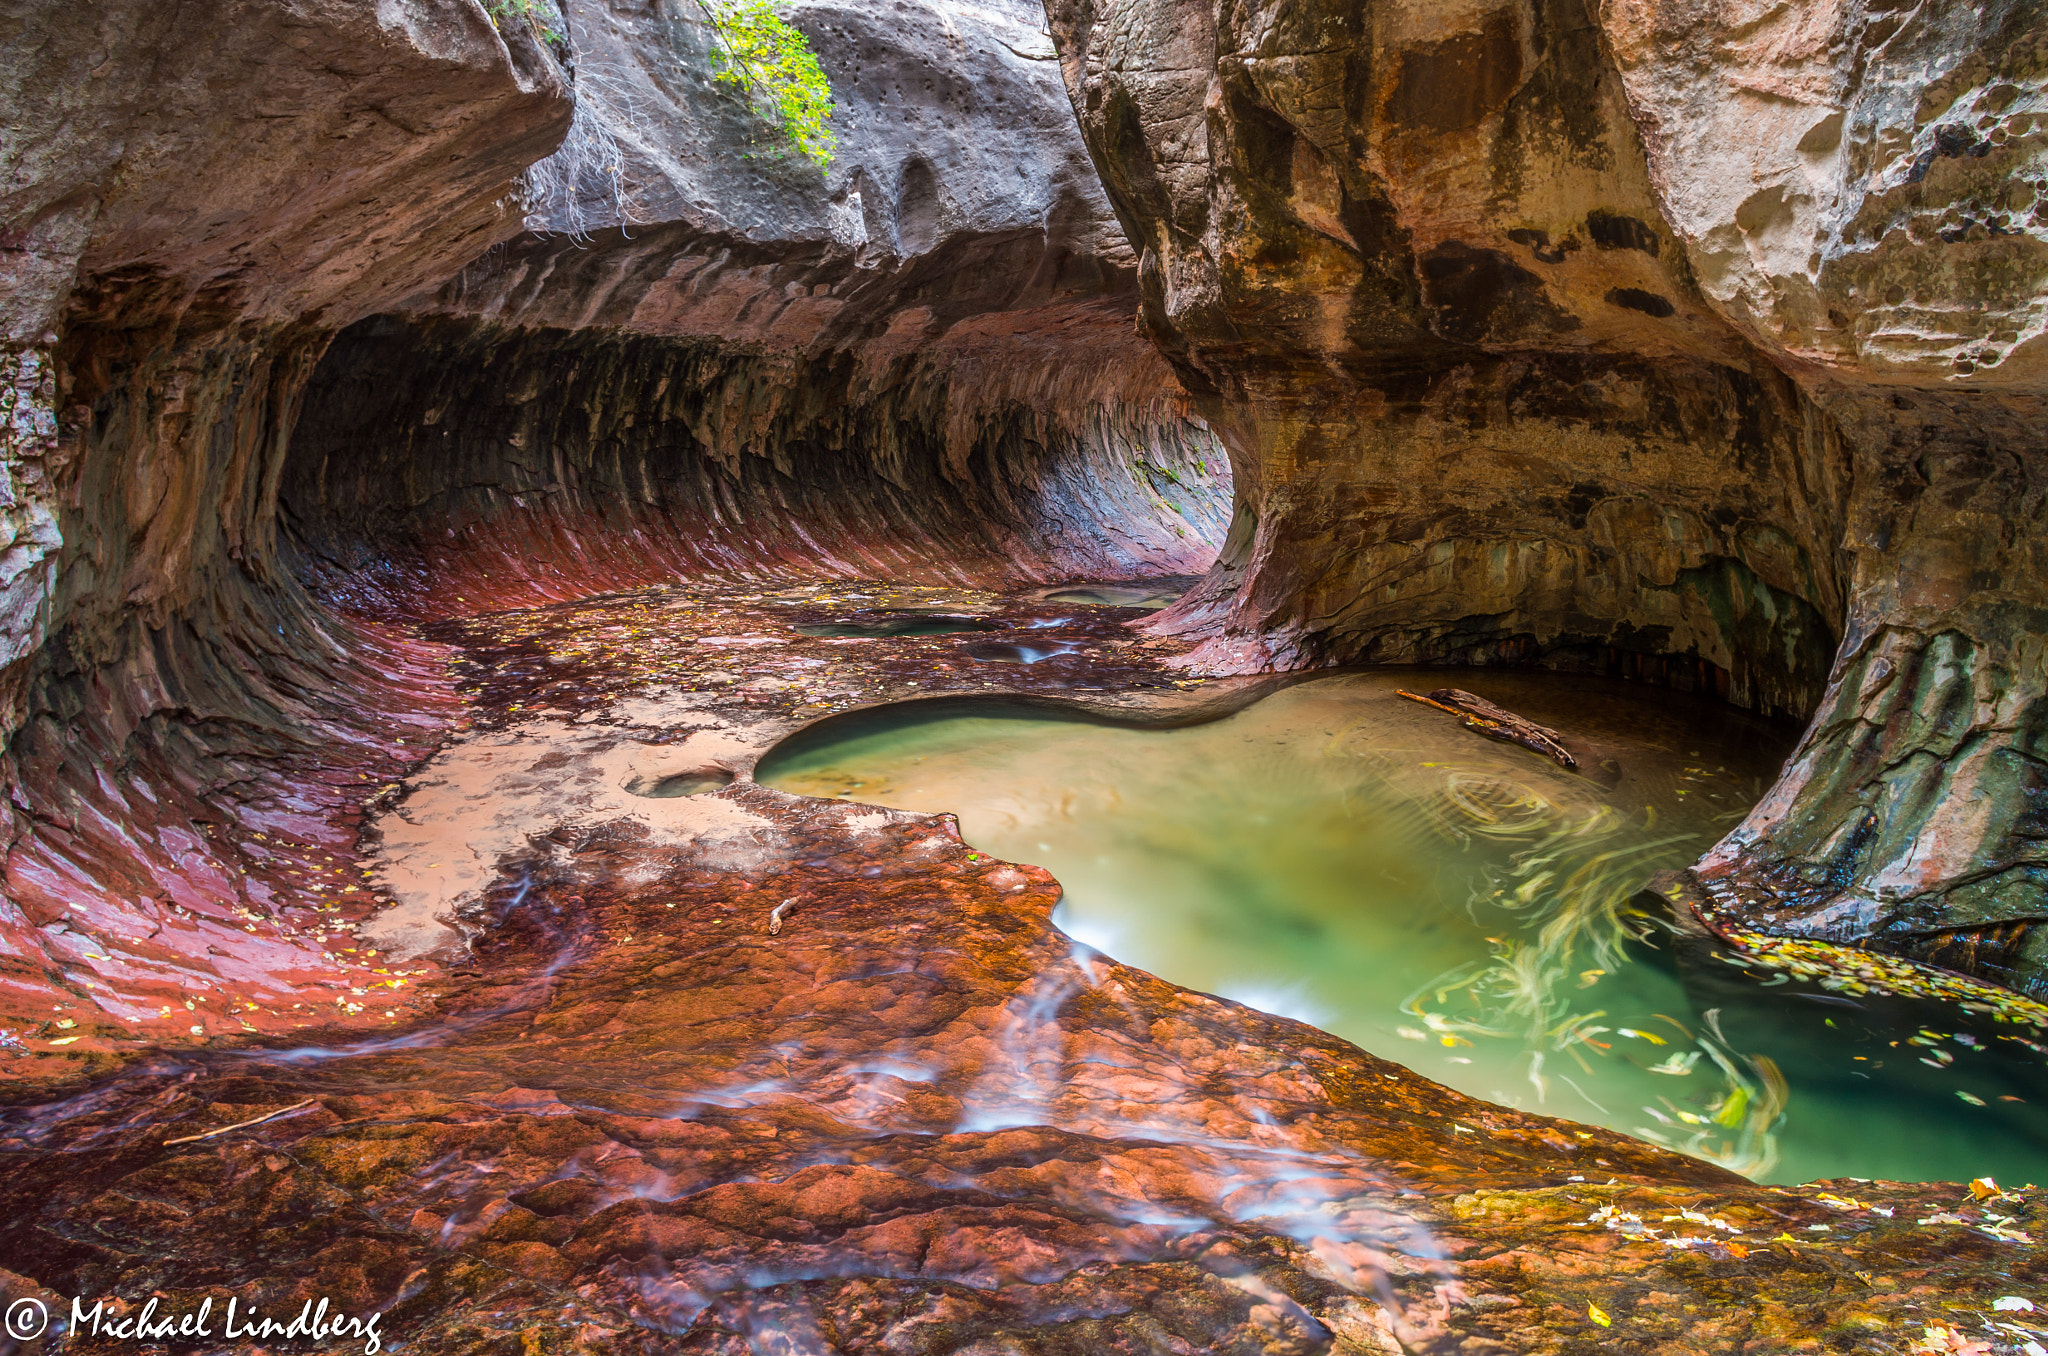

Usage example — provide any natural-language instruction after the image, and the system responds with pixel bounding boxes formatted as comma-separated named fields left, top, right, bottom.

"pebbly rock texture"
left=1047, top=0, right=2048, bottom=990
left=0, top=0, right=572, bottom=1057
left=505, top=0, right=1125, bottom=276
left=1602, top=0, right=2047, bottom=388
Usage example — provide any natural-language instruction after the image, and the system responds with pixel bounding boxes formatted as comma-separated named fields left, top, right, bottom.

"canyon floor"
left=4, top=578, right=2044, bottom=1355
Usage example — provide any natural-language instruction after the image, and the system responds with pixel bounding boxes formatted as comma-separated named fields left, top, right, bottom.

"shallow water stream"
left=760, top=671, right=2048, bottom=1184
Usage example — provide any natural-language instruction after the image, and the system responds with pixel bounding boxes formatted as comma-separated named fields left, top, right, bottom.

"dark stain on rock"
left=1386, top=11, right=1521, bottom=134
left=1563, top=481, right=1604, bottom=528
left=1824, top=809, right=1882, bottom=890
left=1224, top=74, right=1304, bottom=202
left=1421, top=242, right=1578, bottom=344
left=1585, top=209, right=1660, bottom=256
left=1506, top=227, right=1567, bottom=264
left=895, top=158, right=941, bottom=255
left=1605, top=286, right=1676, bottom=318
left=1898, top=920, right=2043, bottom=992
left=1909, top=121, right=1994, bottom=182
left=1491, top=0, right=1613, bottom=180
left=1097, top=87, right=1177, bottom=238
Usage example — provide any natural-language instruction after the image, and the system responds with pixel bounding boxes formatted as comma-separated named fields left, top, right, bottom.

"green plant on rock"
left=485, top=0, right=565, bottom=48
left=693, top=0, right=836, bottom=170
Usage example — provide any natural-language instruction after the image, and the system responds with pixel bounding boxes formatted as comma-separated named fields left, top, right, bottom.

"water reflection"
left=1041, top=583, right=1186, bottom=608
left=756, top=671, right=2048, bottom=1184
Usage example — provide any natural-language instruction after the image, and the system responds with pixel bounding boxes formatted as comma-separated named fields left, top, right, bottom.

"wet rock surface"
left=0, top=0, right=1224, bottom=1055
left=8, top=577, right=2048, bottom=1354
left=0, top=0, right=573, bottom=1074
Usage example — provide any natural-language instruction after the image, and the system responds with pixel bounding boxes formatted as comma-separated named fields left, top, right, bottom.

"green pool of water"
left=758, top=671, right=2048, bottom=1185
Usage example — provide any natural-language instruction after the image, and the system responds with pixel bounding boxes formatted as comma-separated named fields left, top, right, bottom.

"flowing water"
left=758, top=671, right=2048, bottom=1185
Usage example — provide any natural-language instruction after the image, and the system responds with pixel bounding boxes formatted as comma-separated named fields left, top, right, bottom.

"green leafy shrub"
left=694, top=0, right=836, bottom=170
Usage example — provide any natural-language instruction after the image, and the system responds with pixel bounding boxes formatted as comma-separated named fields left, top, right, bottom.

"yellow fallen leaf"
left=47, top=1036, right=80, bottom=1046
left=1588, top=1304, right=1611, bottom=1327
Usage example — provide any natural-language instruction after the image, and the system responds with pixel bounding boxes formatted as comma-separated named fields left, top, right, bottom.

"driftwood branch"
left=1397, top=688, right=1578, bottom=771
left=163, top=1097, right=319, bottom=1146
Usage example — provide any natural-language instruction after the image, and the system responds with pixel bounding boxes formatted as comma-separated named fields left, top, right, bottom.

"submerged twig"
left=163, top=1097, right=319, bottom=1146
left=768, top=897, right=797, bottom=935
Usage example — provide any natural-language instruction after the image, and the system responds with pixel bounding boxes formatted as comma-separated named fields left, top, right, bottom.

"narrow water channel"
left=758, top=671, right=2048, bottom=1185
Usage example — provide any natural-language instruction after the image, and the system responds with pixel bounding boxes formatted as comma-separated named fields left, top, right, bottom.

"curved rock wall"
left=0, top=0, right=1225, bottom=1057
left=280, top=0, right=1229, bottom=614
left=1047, top=0, right=2048, bottom=987
left=283, top=313, right=1226, bottom=609
left=3, top=0, right=2037, bottom=1055
left=1046, top=0, right=1851, bottom=719
left=0, top=0, right=573, bottom=1053
left=1, top=0, right=569, bottom=697
left=3, top=6, right=2048, bottom=1347
left=1608, top=1, right=2048, bottom=988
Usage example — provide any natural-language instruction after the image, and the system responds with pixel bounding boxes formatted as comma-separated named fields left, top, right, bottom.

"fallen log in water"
left=1398, top=687, right=1578, bottom=771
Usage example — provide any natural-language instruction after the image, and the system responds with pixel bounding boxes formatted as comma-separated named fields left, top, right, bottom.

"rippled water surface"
left=759, top=672, right=2048, bottom=1184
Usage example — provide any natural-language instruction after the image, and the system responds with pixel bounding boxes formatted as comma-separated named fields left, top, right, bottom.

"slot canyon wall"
left=284, top=0, right=1229, bottom=615
left=0, top=0, right=574, bottom=1055
left=0, top=0, right=1226, bottom=1057
left=0, top=0, right=2042, bottom=1071
left=1046, top=0, right=2048, bottom=988
left=5, top=1, right=2048, bottom=1351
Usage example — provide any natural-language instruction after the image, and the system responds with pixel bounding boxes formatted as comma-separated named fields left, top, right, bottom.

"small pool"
left=758, top=672, right=2048, bottom=1184
left=794, top=614, right=1001, bottom=639
left=1041, top=583, right=1185, bottom=609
